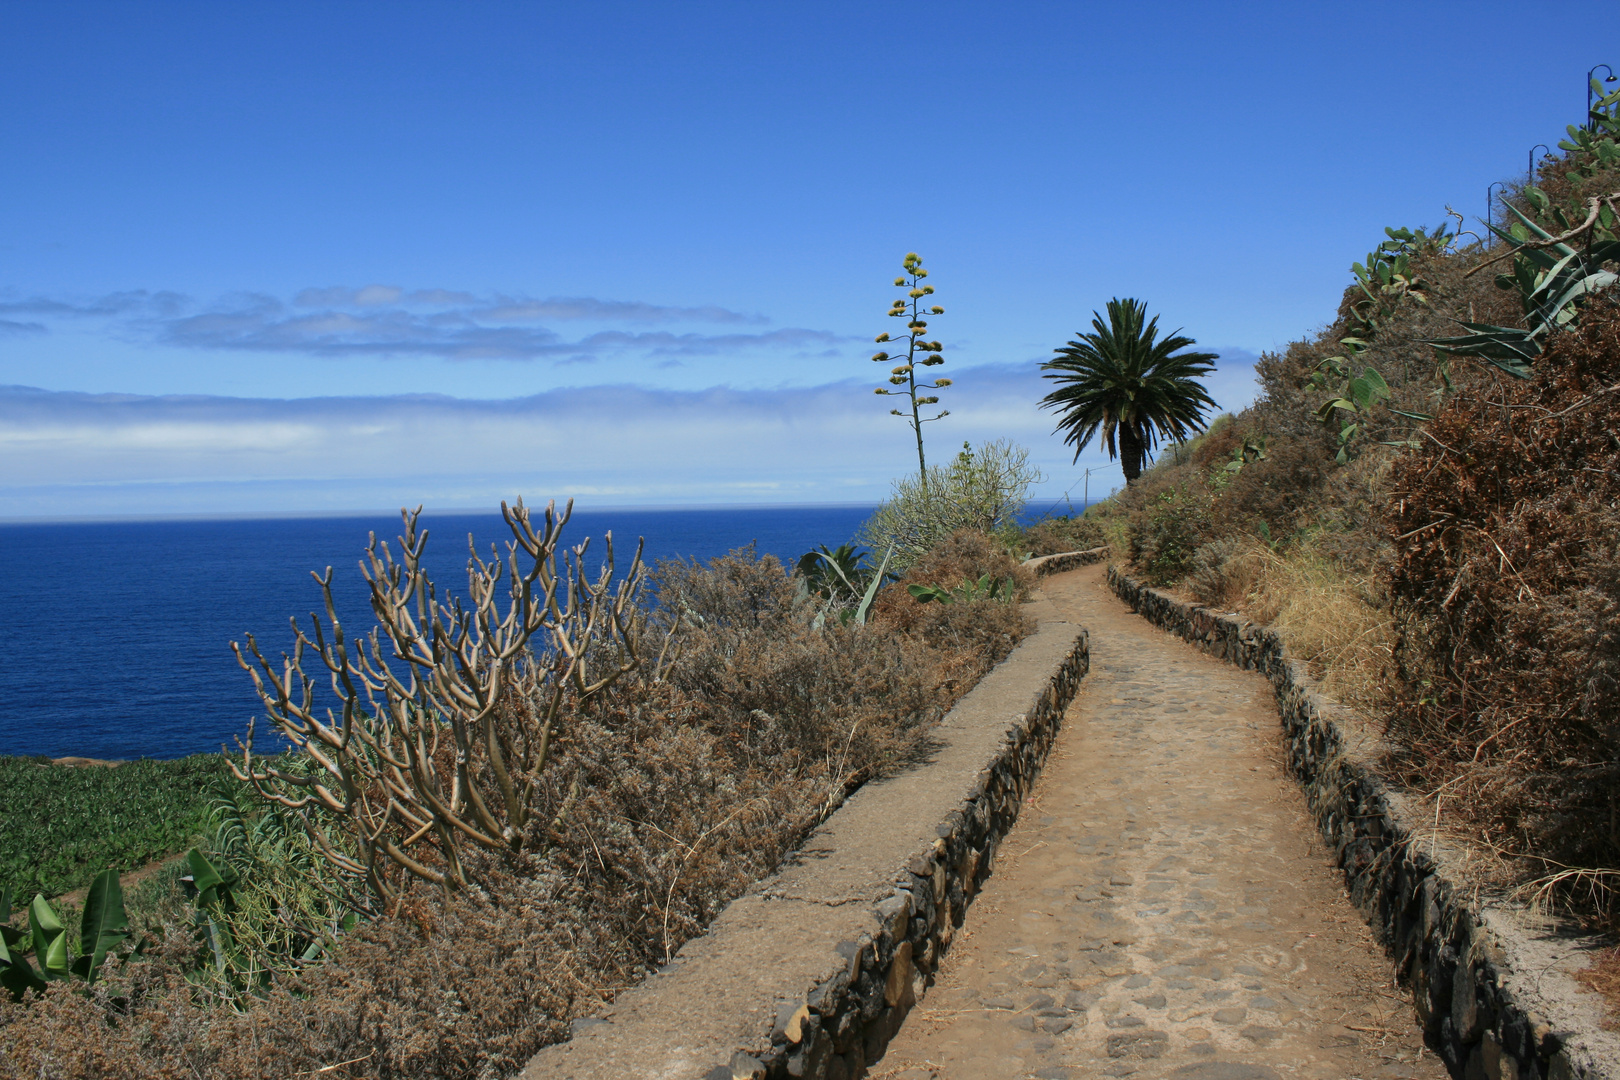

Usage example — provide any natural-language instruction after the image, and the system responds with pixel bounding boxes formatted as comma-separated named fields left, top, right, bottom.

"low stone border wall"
left=1108, top=566, right=1619, bottom=1080
left=522, top=572, right=1091, bottom=1079
left=1022, top=546, right=1109, bottom=576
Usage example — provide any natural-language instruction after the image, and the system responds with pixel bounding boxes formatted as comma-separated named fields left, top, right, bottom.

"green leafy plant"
left=181, top=847, right=259, bottom=991
left=871, top=252, right=951, bottom=485
left=1310, top=351, right=1393, bottom=462
left=1219, top=434, right=1269, bottom=477
left=1562, top=76, right=1620, bottom=172
left=1039, top=297, right=1217, bottom=485
left=796, top=543, right=895, bottom=626
left=797, top=544, right=876, bottom=602
left=1429, top=197, right=1620, bottom=377
left=1345, top=225, right=1450, bottom=336
left=905, top=573, right=1012, bottom=605
left=859, top=440, right=1043, bottom=571
left=1, top=870, right=131, bottom=1001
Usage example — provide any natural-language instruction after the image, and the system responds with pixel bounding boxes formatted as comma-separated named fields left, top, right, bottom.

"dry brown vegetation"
left=1386, top=295, right=1620, bottom=892
left=1, top=537, right=1031, bottom=1079
left=1069, top=133, right=1620, bottom=929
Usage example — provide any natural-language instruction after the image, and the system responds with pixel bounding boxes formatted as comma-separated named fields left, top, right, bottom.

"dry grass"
left=1244, top=546, right=1395, bottom=711
left=1575, top=945, right=1620, bottom=1031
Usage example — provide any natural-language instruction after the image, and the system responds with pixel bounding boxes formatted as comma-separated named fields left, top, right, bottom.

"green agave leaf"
left=1388, top=408, right=1434, bottom=422
left=854, top=545, right=893, bottom=625
left=1527, top=251, right=1584, bottom=302
left=1503, top=203, right=1573, bottom=252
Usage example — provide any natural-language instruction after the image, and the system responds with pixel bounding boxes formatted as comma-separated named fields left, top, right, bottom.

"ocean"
left=0, top=505, right=875, bottom=760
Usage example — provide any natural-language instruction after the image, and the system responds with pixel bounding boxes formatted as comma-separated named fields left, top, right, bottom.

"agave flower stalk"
left=871, top=252, right=951, bottom=488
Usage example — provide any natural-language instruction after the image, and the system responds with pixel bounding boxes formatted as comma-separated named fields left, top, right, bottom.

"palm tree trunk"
left=1119, top=423, right=1144, bottom=484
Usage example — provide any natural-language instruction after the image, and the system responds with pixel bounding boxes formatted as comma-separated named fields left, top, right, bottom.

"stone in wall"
left=1107, top=566, right=1619, bottom=1080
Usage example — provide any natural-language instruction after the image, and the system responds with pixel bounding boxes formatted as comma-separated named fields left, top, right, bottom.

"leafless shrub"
left=230, top=500, right=649, bottom=904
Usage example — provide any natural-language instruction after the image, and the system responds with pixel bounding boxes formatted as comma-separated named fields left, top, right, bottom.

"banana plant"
left=0, top=870, right=131, bottom=1001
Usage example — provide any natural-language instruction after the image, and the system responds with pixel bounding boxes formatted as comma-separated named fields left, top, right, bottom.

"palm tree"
left=1039, top=297, right=1218, bottom=485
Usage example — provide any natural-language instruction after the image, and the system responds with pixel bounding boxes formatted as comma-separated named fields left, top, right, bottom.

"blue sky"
left=1, top=1, right=1612, bottom=518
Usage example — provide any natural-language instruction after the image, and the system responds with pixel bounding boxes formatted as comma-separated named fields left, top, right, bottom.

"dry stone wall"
left=1108, top=566, right=1619, bottom=1080
left=521, top=558, right=1095, bottom=1080
left=1021, top=546, right=1109, bottom=576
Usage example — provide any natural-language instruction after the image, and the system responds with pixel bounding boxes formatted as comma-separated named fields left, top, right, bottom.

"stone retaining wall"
left=1108, top=566, right=1619, bottom=1080
left=1022, top=546, right=1109, bottom=576
left=522, top=567, right=1091, bottom=1080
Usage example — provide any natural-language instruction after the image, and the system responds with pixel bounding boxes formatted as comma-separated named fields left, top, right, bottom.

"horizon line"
left=0, top=499, right=890, bottom=527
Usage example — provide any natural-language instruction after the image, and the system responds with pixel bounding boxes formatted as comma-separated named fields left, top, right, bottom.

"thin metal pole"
left=1487, top=182, right=1507, bottom=236
left=1589, top=65, right=1616, bottom=132
left=1528, top=144, right=1551, bottom=183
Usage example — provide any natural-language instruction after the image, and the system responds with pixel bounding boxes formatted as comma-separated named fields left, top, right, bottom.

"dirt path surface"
left=871, top=565, right=1442, bottom=1080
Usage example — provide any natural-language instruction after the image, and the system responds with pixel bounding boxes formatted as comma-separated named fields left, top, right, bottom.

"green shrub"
left=859, top=439, right=1042, bottom=570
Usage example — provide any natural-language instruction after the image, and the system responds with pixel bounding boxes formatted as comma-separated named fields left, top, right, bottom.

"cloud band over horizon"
left=0, top=355, right=1260, bottom=520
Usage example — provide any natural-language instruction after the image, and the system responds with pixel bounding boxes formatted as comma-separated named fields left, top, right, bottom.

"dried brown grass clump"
left=1386, top=292, right=1620, bottom=918
left=2, top=540, right=1032, bottom=1079
left=1247, top=547, right=1394, bottom=710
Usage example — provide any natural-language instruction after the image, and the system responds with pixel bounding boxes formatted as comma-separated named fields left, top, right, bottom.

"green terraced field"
left=1, top=754, right=241, bottom=899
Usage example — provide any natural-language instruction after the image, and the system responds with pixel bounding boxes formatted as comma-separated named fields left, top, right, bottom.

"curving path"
left=871, top=565, right=1443, bottom=1080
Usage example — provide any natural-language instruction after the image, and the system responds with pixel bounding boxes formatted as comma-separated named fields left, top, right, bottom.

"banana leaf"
left=73, top=869, right=129, bottom=984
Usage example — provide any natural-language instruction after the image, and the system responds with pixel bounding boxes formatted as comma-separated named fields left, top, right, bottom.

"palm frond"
left=1038, top=298, right=1216, bottom=479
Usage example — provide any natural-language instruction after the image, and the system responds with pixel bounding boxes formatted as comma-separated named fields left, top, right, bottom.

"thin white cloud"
left=157, top=307, right=842, bottom=361
left=0, top=289, right=188, bottom=319
left=0, top=351, right=1260, bottom=519
left=2, top=284, right=826, bottom=362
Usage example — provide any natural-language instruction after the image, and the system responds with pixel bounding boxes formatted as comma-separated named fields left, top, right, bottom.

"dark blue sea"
left=0, top=505, right=874, bottom=760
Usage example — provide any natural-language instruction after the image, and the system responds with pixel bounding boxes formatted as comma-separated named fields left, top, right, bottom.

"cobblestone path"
left=872, top=565, right=1442, bottom=1080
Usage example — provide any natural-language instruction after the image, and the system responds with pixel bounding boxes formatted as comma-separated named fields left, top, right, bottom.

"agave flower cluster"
left=872, top=252, right=952, bottom=484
